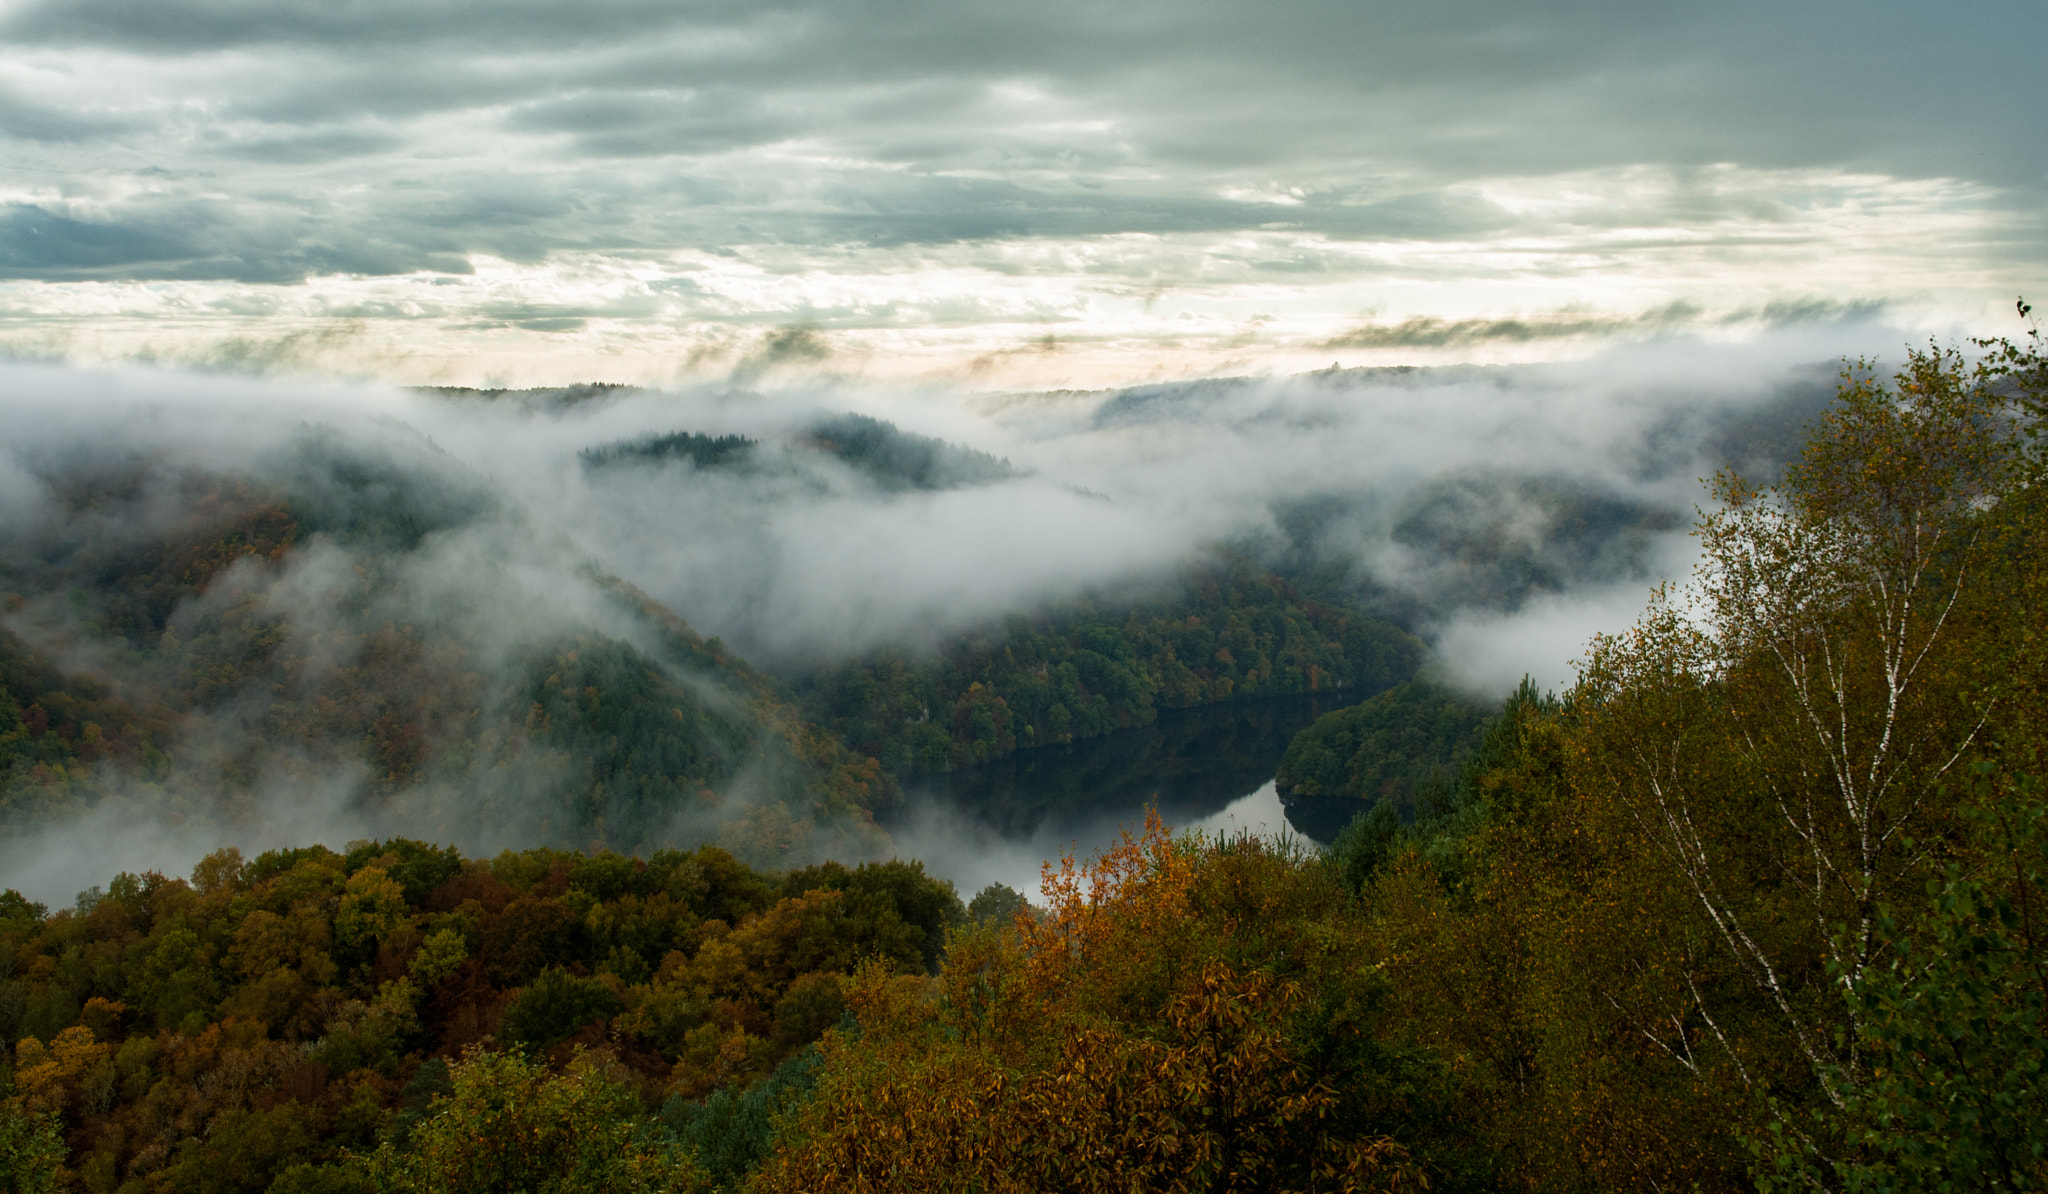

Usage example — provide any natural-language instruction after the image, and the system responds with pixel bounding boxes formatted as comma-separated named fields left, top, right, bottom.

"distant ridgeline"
left=800, top=413, right=1018, bottom=491
left=580, top=413, right=1019, bottom=493
left=790, top=553, right=1425, bottom=774
left=579, top=431, right=760, bottom=472
left=0, top=427, right=887, bottom=866
left=413, top=382, right=640, bottom=412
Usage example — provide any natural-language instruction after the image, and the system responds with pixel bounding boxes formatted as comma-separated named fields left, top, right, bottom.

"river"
left=888, top=692, right=1371, bottom=902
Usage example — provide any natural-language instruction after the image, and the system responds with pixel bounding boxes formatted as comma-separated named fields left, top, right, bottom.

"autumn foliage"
left=756, top=814, right=1447, bottom=1193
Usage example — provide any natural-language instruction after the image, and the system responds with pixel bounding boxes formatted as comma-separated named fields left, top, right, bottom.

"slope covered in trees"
left=577, top=413, right=1016, bottom=493
left=1274, top=679, right=1495, bottom=838
left=789, top=554, right=1424, bottom=774
left=0, top=427, right=888, bottom=867
left=0, top=840, right=967, bottom=1193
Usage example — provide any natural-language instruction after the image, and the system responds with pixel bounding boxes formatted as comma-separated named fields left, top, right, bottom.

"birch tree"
left=1575, top=342, right=2025, bottom=1106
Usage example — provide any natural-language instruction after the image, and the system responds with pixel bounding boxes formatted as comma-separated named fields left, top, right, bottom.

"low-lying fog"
left=0, top=320, right=1897, bottom=903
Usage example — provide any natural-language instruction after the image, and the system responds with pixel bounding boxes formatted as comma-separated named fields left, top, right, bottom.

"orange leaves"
left=1025, top=808, right=1198, bottom=985
left=759, top=822, right=1429, bottom=1193
left=14, top=1026, right=109, bottom=1112
left=765, top=950, right=1424, bottom=1193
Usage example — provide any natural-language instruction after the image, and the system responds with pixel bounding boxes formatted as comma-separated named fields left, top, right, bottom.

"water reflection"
left=890, top=693, right=1365, bottom=901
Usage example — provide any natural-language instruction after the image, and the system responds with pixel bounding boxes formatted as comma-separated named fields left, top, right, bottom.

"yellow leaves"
left=1024, top=809, right=1199, bottom=998
left=408, top=926, right=470, bottom=988
left=336, top=866, right=411, bottom=954
left=762, top=825, right=1434, bottom=1193
left=231, top=905, right=337, bottom=980
left=14, top=1026, right=111, bottom=1111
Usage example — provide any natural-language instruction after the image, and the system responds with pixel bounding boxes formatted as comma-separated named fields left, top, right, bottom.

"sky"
left=2, top=0, right=2043, bottom=388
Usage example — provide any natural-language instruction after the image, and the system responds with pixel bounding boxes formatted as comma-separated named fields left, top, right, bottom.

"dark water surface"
left=891, top=693, right=1370, bottom=898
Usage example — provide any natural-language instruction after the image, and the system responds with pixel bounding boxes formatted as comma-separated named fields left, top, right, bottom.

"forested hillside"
left=0, top=427, right=887, bottom=868
left=1273, top=680, right=1495, bottom=839
left=0, top=840, right=969, bottom=1193
left=789, top=554, right=1423, bottom=774
left=578, top=412, right=1017, bottom=493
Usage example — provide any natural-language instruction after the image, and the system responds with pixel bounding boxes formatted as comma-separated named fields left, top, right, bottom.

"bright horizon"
left=1, top=0, right=2042, bottom=388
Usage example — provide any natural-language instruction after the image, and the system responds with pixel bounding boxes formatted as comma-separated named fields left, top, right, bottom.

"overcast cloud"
left=0, top=0, right=2040, bottom=385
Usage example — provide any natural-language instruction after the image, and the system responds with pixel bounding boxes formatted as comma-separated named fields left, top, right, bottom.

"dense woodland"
left=791, top=556, right=1423, bottom=774
left=0, top=839, right=972, bottom=1193
left=1274, top=679, right=1494, bottom=837
left=6, top=327, right=2048, bottom=1191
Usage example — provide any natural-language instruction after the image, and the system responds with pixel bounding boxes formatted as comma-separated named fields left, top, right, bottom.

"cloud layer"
left=0, top=0, right=2039, bottom=384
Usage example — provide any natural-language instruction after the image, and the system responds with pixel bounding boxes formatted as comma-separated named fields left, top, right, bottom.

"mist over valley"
left=0, top=332, right=1856, bottom=906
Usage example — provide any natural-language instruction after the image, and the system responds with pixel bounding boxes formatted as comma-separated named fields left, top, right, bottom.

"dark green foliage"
left=802, top=413, right=1016, bottom=491
left=1755, top=773, right=2048, bottom=1191
left=158, top=1103, right=323, bottom=1194
left=576, top=415, right=1014, bottom=496
left=967, top=883, right=1029, bottom=926
left=1329, top=802, right=1404, bottom=893
left=796, top=552, right=1422, bottom=773
left=662, top=1046, right=823, bottom=1189
left=580, top=431, right=759, bottom=472
left=268, top=1163, right=379, bottom=1194
left=1276, top=679, right=1493, bottom=813
left=777, top=859, right=964, bottom=971
left=521, top=637, right=754, bottom=847
left=654, top=845, right=777, bottom=924
left=768, top=974, right=845, bottom=1053
left=570, top=851, right=645, bottom=902
left=502, top=968, right=626, bottom=1051
left=383, top=1058, right=456, bottom=1150
left=344, top=840, right=463, bottom=906
left=246, top=844, right=343, bottom=888
left=282, top=428, right=497, bottom=553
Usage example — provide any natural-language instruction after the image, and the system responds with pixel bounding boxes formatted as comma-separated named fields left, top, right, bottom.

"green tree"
left=0, top=1093, right=64, bottom=1194
left=501, top=968, right=624, bottom=1052
left=347, top=1048, right=704, bottom=1194
left=1756, top=770, right=2048, bottom=1191
left=1577, top=343, right=2021, bottom=1110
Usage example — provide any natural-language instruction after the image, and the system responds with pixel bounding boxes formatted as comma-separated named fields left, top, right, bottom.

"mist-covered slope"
left=0, top=412, right=888, bottom=890
left=0, top=338, right=1863, bottom=895
left=790, top=551, right=1422, bottom=774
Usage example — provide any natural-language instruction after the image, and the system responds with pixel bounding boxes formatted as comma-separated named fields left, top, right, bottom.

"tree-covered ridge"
left=799, top=413, right=1017, bottom=492
left=0, top=432, right=890, bottom=865
left=579, top=413, right=1017, bottom=493
left=580, top=432, right=760, bottom=472
left=760, top=331, right=2048, bottom=1191
left=1275, top=679, right=1494, bottom=810
left=8, top=328, right=2047, bottom=1193
left=413, top=383, right=640, bottom=414
left=0, top=839, right=967, bottom=1194
left=791, top=553, right=1424, bottom=774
